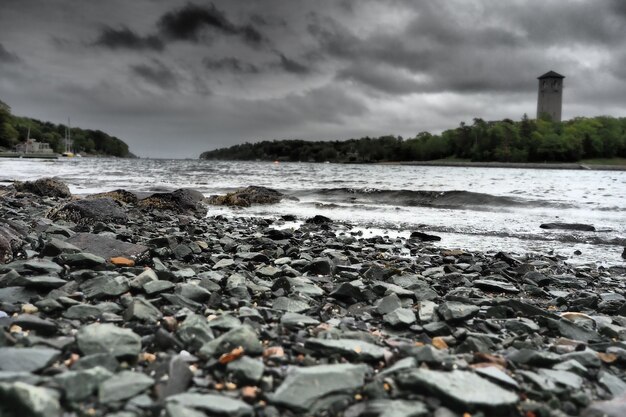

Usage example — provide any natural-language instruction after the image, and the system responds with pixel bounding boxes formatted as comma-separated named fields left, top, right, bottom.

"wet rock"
left=199, top=325, right=262, bottom=358
left=49, top=198, right=127, bottom=225
left=438, top=301, right=480, bottom=323
left=305, top=338, right=386, bottom=361
left=410, top=231, right=441, bottom=241
left=98, top=371, right=154, bottom=403
left=305, top=215, right=332, bottom=224
left=53, top=366, right=112, bottom=401
left=87, top=189, right=138, bottom=204
left=227, top=356, right=265, bottom=384
left=376, top=293, right=402, bottom=315
left=397, top=369, right=518, bottom=411
left=56, top=252, right=106, bottom=268
left=0, top=347, right=60, bottom=372
left=40, top=237, right=81, bottom=257
left=0, top=222, right=25, bottom=264
left=66, top=233, right=148, bottom=260
left=272, top=296, right=310, bottom=313
left=280, top=312, right=320, bottom=328
left=177, top=313, right=214, bottom=351
left=124, top=297, right=162, bottom=323
left=12, top=275, right=67, bottom=289
left=13, top=314, right=58, bottom=335
left=599, top=371, right=626, bottom=397
left=207, top=186, right=282, bottom=207
left=384, top=308, right=417, bottom=327
left=305, top=258, right=333, bottom=275
left=473, top=278, right=519, bottom=294
left=167, top=392, right=253, bottom=417
left=14, top=177, right=70, bottom=198
left=76, top=323, right=141, bottom=359
left=540, top=222, right=595, bottom=232
left=140, top=188, right=205, bottom=213
left=271, top=363, right=368, bottom=411
left=0, top=381, right=61, bottom=417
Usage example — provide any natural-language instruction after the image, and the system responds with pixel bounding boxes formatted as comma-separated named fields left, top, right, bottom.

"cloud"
left=203, top=57, right=260, bottom=74
left=0, top=43, right=20, bottom=63
left=94, top=26, right=164, bottom=51
left=277, top=53, right=310, bottom=75
left=130, top=59, right=178, bottom=90
left=157, top=2, right=265, bottom=46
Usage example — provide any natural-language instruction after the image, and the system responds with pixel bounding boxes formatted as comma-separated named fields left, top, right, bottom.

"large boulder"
left=139, top=188, right=205, bottom=213
left=48, top=198, right=128, bottom=225
left=14, top=178, right=71, bottom=198
left=87, top=189, right=138, bottom=204
left=207, top=186, right=283, bottom=207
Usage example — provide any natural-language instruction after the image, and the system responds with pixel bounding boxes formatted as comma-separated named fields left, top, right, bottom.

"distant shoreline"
left=377, top=160, right=626, bottom=171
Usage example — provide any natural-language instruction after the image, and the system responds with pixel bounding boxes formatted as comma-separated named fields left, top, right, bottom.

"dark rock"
left=40, top=238, right=81, bottom=257
left=13, top=314, right=58, bottom=335
left=98, top=371, right=154, bottom=403
left=167, top=392, right=253, bottom=417
left=0, top=381, right=61, bottom=417
left=540, top=223, right=595, bottom=232
left=198, top=325, right=262, bottom=358
left=272, top=297, right=310, bottom=313
left=227, top=356, right=265, bottom=384
left=87, top=189, right=138, bottom=204
left=14, top=177, right=70, bottom=198
left=280, top=312, right=320, bottom=328
left=438, top=301, right=480, bottom=323
left=124, top=297, right=162, bottom=323
left=56, top=252, right=106, bottom=268
left=473, top=278, right=519, bottom=294
left=176, top=313, right=215, bottom=351
left=345, top=399, right=428, bottom=417
left=305, top=257, right=333, bottom=275
left=49, top=198, right=127, bottom=225
left=159, top=355, right=193, bottom=400
left=76, top=323, right=141, bottom=359
left=0, top=222, right=27, bottom=264
left=65, top=233, right=148, bottom=261
left=0, top=347, right=60, bottom=372
left=53, top=366, right=112, bottom=401
left=271, top=363, right=368, bottom=411
left=140, top=188, right=205, bottom=212
left=207, top=186, right=281, bottom=207
left=305, top=215, right=332, bottom=224
left=384, top=308, right=417, bottom=327
left=410, top=231, right=442, bottom=241
left=397, top=369, right=518, bottom=411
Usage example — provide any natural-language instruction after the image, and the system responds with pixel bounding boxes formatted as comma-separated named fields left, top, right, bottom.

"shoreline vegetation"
left=200, top=115, right=626, bottom=167
left=0, top=99, right=133, bottom=158
left=0, top=178, right=625, bottom=416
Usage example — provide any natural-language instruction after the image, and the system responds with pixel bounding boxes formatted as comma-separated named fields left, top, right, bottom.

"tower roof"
left=538, top=70, right=565, bottom=79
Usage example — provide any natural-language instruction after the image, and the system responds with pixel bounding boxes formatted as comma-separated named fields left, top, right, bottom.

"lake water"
left=1, top=158, right=625, bottom=266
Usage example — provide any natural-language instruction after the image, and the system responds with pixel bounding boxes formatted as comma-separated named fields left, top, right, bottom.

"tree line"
left=200, top=115, right=626, bottom=163
left=0, top=99, right=132, bottom=157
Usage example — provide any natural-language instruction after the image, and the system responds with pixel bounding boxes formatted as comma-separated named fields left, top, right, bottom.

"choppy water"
left=1, top=158, right=625, bottom=266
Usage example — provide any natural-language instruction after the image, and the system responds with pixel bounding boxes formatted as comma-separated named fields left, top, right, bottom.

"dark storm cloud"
left=130, top=60, right=178, bottom=90
left=157, top=2, right=264, bottom=45
left=1, top=0, right=626, bottom=158
left=94, top=26, right=165, bottom=51
left=0, top=43, right=20, bottom=63
left=276, top=53, right=310, bottom=75
left=203, top=57, right=260, bottom=74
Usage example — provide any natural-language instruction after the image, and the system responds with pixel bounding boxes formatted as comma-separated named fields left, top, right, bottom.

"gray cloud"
left=0, top=43, right=20, bottom=63
left=204, top=57, right=260, bottom=74
left=0, top=0, right=624, bottom=158
left=94, top=26, right=164, bottom=51
left=131, top=60, right=179, bottom=90
left=157, top=2, right=265, bottom=46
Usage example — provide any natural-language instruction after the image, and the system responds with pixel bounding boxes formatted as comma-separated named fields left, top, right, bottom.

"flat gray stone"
left=397, top=369, right=518, bottom=411
left=0, top=347, right=60, bottom=372
left=384, top=308, right=417, bottom=327
left=271, top=363, right=368, bottom=411
left=227, top=356, right=265, bottom=383
left=53, top=366, right=112, bottom=401
left=76, top=323, right=141, bottom=359
left=272, top=296, right=310, bottom=313
left=346, top=399, right=428, bottom=417
left=473, top=279, right=519, bottom=294
left=167, top=393, right=253, bottom=417
left=98, top=371, right=154, bottom=403
left=304, top=338, right=386, bottom=361
left=66, top=233, right=148, bottom=260
left=438, top=302, right=480, bottom=322
left=280, top=312, right=320, bottom=328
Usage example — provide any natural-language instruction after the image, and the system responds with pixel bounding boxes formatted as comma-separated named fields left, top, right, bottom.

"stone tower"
left=537, top=71, right=565, bottom=122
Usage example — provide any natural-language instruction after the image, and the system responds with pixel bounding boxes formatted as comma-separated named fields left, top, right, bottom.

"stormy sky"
left=1, top=1, right=625, bottom=158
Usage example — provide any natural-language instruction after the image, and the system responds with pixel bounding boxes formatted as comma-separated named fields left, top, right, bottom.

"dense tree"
left=0, top=99, right=131, bottom=157
left=200, top=116, right=626, bottom=163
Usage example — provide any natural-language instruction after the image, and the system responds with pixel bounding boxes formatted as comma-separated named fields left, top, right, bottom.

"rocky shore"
left=0, top=178, right=625, bottom=417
